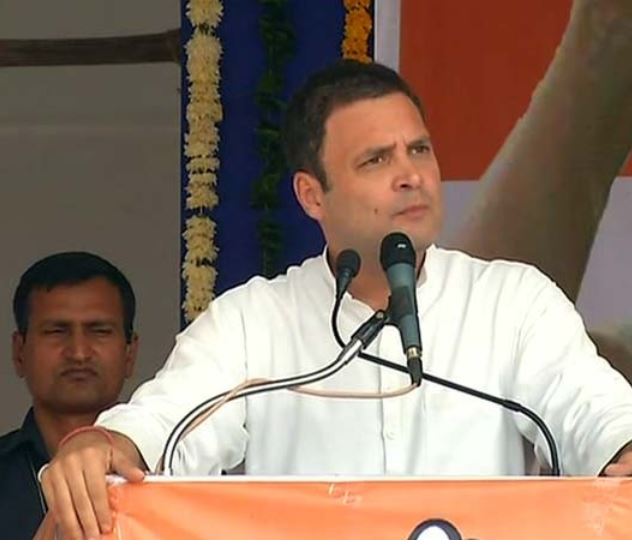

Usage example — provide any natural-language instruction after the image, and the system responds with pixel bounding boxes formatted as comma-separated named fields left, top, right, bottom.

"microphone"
left=331, top=249, right=362, bottom=349
left=335, top=249, right=361, bottom=302
left=380, top=232, right=423, bottom=385
left=327, top=238, right=560, bottom=474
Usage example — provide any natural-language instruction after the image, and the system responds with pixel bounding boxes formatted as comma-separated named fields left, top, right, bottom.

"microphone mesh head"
left=380, top=232, right=415, bottom=270
left=336, top=249, right=361, bottom=278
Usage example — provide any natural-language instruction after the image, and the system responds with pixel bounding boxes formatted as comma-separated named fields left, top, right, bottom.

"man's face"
left=296, top=92, right=443, bottom=264
left=12, top=277, right=137, bottom=416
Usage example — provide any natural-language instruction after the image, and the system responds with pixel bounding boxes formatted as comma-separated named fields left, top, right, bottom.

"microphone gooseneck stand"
left=330, top=281, right=561, bottom=477
left=159, top=309, right=388, bottom=476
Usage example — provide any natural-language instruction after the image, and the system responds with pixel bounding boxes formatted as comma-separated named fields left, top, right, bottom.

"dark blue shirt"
left=0, top=408, right=49, bottom=539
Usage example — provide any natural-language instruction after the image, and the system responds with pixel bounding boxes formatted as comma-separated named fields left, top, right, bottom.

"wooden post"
left=0, top=28, right=181, bottom=67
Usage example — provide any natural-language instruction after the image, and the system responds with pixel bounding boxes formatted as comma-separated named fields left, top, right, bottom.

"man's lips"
left=60, top=367, right=98, bottom=379
left=396, top=204, right=429, bottom=217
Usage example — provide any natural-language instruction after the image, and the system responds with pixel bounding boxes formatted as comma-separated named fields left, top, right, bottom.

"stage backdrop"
left=394, top=0, right=632, bottom=332
left=399, top=0, right=632, bottom=180
left=179, top=0, right=631, bottom=332
left=179, top=0, right=351, bottom=327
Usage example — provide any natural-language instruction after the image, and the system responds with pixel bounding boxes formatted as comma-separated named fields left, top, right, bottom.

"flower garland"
left=342, top=0, right=373, bottom=62
left=182, top=0, right=223, bottom=323
left=252, top=0, right=295, bottom=277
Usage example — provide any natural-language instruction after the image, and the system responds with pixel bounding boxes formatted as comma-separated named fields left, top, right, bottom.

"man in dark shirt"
left=0, top=409, right=49, bottom=538
left=0, top=252, right=138, bottom=539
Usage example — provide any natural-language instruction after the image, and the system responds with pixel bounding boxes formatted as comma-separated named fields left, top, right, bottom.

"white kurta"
left=98, top=246, right=632, bottom=477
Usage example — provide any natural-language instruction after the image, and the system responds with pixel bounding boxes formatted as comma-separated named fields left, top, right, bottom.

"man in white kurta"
left=39, top=59, right=632, bottom=539
left=98, top=245, right=632, bottom=477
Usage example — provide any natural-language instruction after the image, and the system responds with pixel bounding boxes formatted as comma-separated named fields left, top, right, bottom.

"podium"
left=96, top=476, right=632, bottom=539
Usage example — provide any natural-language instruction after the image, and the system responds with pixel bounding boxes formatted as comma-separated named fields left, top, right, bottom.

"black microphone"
left=335, top=249, right=361, bottom=302
left=328, top=239, right=560, bottom=474
left=379, top=232, right=423, bottom=385
left=331, top=249, right=362, bottom=349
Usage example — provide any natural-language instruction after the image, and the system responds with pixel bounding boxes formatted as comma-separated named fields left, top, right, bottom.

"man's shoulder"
left=219, top=253, right=327, bottom=302
left=178, top=253, right=330, bottom=343
left=432, top=245, right=546, bottom=277
left=0, top=409, right=46, bottom=463
left=430, top=245, right=556, bottom=294
left=0, top=427, right=24, bottom=458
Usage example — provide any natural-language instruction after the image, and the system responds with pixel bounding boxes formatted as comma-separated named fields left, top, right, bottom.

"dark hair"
left=282, top=59, right=426, bottom=190
left=13, top=251, right=136, bottom=342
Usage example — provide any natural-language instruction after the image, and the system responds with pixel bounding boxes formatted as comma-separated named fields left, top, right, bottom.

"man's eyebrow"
left=355, top=143, right=396, bottom=162
left=38, top=319, right=118, bottom=327
left=85, top=320, right=118, bottom=327
left=354, top=135, right=433, bottom=164
left=407, top=136, right=432, bottom=148
left=39, top=319, right=70, bottom=327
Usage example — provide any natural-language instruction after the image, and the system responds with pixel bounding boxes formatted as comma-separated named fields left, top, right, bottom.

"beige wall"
left=0, top=1, right=180, bottom=431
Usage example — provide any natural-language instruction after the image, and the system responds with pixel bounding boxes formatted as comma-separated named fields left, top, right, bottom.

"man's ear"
left=12, top=331, right=26, bottom=378
left=124, top=333, right=139, bottom=379
left=293, top=171, right=326, bottom=221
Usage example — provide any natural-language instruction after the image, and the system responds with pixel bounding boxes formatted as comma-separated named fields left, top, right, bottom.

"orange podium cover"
left=102, top=476, right=632, bottom=539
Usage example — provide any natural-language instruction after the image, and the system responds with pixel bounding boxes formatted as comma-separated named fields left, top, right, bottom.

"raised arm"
left=449, top=0, right=632, bottom=300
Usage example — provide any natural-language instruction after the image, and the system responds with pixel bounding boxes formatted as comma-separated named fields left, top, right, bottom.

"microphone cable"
left=158, top=309, right=389, bottom=476
left=329, top=295, right=561, bottom=476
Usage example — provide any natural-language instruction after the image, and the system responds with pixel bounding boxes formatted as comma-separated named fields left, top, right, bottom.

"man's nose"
left=393, top=155, right=422, bottom=190
left=64, top=331, right=92, bottom=361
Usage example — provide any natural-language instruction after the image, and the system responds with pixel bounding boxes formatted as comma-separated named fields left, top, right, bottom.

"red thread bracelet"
left=58, top=425, right=115, bottom=450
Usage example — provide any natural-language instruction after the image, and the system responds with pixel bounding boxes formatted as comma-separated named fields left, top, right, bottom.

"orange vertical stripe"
left=399, top=0, right=630, bottom=180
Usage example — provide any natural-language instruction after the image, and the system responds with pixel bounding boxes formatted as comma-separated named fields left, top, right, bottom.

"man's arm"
left=39, top=293, right=251, bottom=538
left=602, top=442, right=632, bottom=476
left=589, top=322, right=632, bottom=380
left=449, top=0, right=632, bottom=300
left=506, top=267, right=632, bottom=475
left=39, top=429, right=145, bottom=539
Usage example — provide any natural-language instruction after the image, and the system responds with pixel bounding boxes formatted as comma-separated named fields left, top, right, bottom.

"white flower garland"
left=182, top=0, right=223, bottom=323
